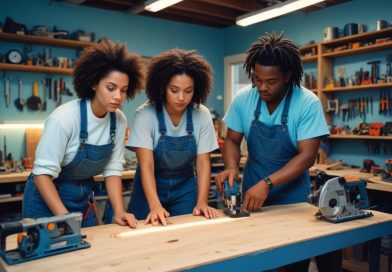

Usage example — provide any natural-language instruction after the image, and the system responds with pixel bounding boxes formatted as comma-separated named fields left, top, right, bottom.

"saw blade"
left=320, top=205, right=344, bottom=217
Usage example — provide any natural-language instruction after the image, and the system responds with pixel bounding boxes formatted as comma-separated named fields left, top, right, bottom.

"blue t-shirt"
left=223, top=85, right=329, bottom=148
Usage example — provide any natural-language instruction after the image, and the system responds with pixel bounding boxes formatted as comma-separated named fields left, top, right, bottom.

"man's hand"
left=114, top=211, right=138, bottom=228
left=215, top=169, right=240, bottom=193
left=145, top=205, right=170, bottom=226
left=242, top=181, right=269, bottom=211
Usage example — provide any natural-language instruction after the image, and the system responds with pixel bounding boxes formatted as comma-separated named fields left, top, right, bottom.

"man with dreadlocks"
left=216, top=33, right=340, bottom=271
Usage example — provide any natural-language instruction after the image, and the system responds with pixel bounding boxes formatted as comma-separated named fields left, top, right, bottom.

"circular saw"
left=309, top=173, right=373, bottom=223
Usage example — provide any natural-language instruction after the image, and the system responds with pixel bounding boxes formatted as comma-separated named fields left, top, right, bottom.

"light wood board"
left=25, top=128, right=43, bottom=163
left=1, top=203, right=391, bottom=272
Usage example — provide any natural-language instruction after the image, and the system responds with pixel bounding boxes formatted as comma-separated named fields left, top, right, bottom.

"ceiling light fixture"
left=236, top=0, right=326, bottom=27
left=144, top=0, right=183, bottom=12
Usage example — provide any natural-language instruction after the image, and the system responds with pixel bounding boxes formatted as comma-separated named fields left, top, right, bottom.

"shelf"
left=322, top=41, right=392, bottom=58
left=0, top=196, right=23, bottom=204
left=322, top=82, right=392, bottom=92
left=299, top=43, right=318, bottom=51
left=328, top=135, right=392, bottom=140
left=0, top=63, right=73, bottom=75
left=0, top=32, right=95, bottom=49
left=321, top=27, right=392, bottom=47
left=301, top=55, right=317, bottom=63
left=300, top=43, right=318, bottom=63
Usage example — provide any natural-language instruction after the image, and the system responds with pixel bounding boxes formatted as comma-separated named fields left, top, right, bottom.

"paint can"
left=324, top=27, right=339, bottom=41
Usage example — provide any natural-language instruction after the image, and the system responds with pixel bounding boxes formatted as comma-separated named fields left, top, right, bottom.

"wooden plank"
left=310, top=164, right=375, bottom=180
left=0, top=32, right=94, bottom=48
left=1, top=203, right=391, bottom=272
left=368, top=177, right=392, bottom=186
left=25, top=128, right=43, bottom=163
left=0, top=63, right=73, bottom=75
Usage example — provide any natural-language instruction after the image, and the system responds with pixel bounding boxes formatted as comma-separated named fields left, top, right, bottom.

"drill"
left=222, top=180, right=250, bottom=218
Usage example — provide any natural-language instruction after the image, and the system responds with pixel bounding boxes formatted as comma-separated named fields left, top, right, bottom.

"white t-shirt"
left=126, top=102, right=218, bottom=154
left=33, top=99, right=127, bottom=178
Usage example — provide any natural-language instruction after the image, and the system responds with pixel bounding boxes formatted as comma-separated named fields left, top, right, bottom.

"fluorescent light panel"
left=0, top=122, right=44, bottom=129
left=236, top=0, right=326, bottom=27
left=144, top=0, right=183, bottom=12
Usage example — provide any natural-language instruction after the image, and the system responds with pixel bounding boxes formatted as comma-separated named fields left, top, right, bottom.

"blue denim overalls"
left=242, top=88, right=310, bottom=205
left=23, top=99, right=116, bottom=227
left=128, top=105, right=198, bottom=220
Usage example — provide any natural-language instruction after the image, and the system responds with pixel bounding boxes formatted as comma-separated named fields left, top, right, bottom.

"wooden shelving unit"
left=0, top=32, right=96, bottom=75
left=0, top=32, right=94, bottom=48
left=0, top=63, right=73, bottom=74
left=322, top=82, right=392, bottom=92
left=300, top=43, right=318, bottom=63
left=322, top=41, right=392, bottom=58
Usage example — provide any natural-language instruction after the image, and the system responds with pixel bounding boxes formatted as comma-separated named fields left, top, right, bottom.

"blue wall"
left=222, top=0, right=392, bottom=167
left=0, top=0, right=224, bottom=159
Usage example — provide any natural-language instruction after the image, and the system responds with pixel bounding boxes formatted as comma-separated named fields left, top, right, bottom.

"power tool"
left=309, top=172, right=373, bottom=223
left=222, top=180, right=250, bottom=218
left=0, top=213, right=90, bottom=265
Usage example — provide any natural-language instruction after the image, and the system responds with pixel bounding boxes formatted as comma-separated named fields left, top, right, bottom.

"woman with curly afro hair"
left=126, top=49, right=219, bottom=225
left=23, top=40, right=144, bottom=228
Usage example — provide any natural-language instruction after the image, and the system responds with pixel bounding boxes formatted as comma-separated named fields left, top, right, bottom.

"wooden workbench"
left=1, top=203, right=391, bottom=272
left=0, top=170, right=135, bottom=184
left=310, top=164, right=392, bottom=193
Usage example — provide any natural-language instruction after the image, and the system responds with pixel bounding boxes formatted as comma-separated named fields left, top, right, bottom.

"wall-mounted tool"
left=14, top=78, right=25, bottom=111
left=3, top=136, right=6, bottom=162
left=222, top=180, right=250, bottom=218
left=367, top=60, right=381, bottom=84
left=309, top=173, right=373, bottom=223
left=0, top=213, right=90, bottom=265
left=4, top=76, right=10, bottom=108
left=340, top=104, right=348, bottom=121
left=386, top=55, right=392, bottom=83
left=26, top=81, right=42, bottom=111
left=40, top=78, right=49, bottom=111
left=326, top=99, right=339, bottom=114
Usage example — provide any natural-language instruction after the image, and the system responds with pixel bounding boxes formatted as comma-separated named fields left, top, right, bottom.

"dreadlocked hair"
left=244, top=32, right=303, bottom=88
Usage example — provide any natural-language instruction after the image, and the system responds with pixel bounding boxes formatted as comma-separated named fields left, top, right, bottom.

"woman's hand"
left=193, top=202, right=219, bottom=219
left=145, top=205, right=170, bottom=226
left=114, top=211, right=138, bottom=228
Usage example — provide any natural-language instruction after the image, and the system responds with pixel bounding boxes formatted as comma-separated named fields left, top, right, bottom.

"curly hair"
left=145, top=48, right=213, bottom=108
left=73, top=39, right=144, bottom=100
left=244, top=32, right=303, bottom=88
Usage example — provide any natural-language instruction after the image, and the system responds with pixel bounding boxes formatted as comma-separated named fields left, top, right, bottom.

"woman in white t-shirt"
left=23, top=40, right=144, bottom=228
left=126, top=49, right=219, bottom=226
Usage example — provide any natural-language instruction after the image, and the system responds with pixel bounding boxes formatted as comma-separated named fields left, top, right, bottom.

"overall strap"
left=281, top=87, right=293, bottom=129
left=253, top=97, right=262, bottom=121
left=79, top=99, right=88, bottom=149
left=109, top=111, right=116, bottom=147
left=156, top=105, right=166, bottom=136
left=186, top=104, right=193, bottom=136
